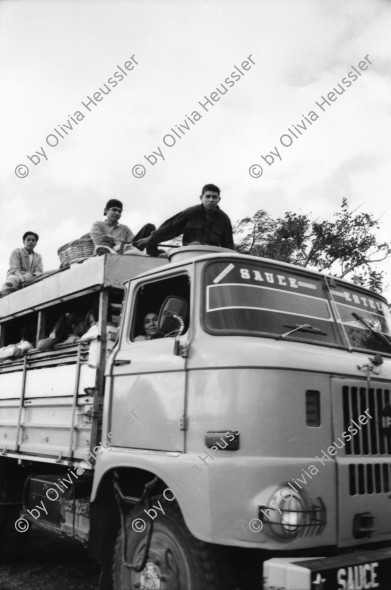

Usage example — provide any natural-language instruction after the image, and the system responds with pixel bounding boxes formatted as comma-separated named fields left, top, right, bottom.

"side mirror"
left=158, top=297, right=188, bottom=337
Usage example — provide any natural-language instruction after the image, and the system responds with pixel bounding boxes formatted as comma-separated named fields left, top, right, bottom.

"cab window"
left=130, top=274, right=190, bottom=342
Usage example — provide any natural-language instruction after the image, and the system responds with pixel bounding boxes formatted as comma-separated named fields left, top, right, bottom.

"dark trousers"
left=133, top=224, right=159, bottom=257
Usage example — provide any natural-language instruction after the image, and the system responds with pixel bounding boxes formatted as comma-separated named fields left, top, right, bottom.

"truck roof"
left=0, top=254, right=167, bottom=320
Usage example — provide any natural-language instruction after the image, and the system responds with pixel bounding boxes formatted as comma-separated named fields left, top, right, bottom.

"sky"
left=1, top=0, right=390, bottom=295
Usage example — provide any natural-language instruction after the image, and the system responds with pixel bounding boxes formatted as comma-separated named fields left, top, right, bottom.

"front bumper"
left=263, top=546, right=391, bottom=589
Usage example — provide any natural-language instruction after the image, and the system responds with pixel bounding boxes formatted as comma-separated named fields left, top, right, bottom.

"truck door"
left=107, top=272, right=190, bottom=452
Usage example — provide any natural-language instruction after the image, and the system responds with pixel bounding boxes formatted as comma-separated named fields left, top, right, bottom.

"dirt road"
left=0, top=528, right=100, bottom=590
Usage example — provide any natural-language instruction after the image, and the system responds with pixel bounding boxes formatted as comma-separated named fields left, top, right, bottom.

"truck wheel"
left=112, top=500, right=233, bottom=590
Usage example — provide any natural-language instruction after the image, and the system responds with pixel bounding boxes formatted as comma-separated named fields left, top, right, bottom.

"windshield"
left=330, top=284, right=391, bottom=354
left=203, top=260, right=391, bottom=353
left=203, top=261, right=340, bottom=346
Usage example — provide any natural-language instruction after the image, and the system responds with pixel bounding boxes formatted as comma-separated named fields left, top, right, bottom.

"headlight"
left=258, top=487, right=326, bottom=540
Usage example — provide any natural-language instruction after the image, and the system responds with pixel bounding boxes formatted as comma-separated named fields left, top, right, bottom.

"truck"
left=0, top=244, right=391, bottom=590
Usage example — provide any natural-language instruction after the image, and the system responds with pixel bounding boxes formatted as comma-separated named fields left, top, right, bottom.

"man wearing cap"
left=1, top=231, right=43, bottom=294
left=90, top=199, right=158, bottom=256
left=136, top=184, right=235, bottom=251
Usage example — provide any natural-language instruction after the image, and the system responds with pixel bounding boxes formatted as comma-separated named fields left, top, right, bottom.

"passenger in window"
left=81, top=310, right=99, bottom=341
left=135, top=184, right=234, bottom=251
left=0, top=324, right=35, bottom=360
left=0, top=232, right=43, bottom=296
left=13, top=324, right=36, bottom=357
left=134, top=312, right=159, bottom=341
left=90, top=199, right=158, bottom=257
left=62, top=313, right=86, bottom=344
left=36, top=315, right=68, bottom=351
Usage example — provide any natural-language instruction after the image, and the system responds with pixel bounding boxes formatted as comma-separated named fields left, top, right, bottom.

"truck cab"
left=1, top=246, right=391, bottom=589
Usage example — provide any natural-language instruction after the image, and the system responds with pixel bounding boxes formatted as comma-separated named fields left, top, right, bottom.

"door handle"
left=113, top=359, right=131, bottom=366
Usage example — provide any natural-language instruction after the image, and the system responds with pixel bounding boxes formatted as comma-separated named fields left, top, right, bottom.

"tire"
left=112, top=498, right=233, bottom=590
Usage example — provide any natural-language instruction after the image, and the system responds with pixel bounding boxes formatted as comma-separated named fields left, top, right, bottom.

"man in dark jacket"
left=136, top=184, right=235, bottom=251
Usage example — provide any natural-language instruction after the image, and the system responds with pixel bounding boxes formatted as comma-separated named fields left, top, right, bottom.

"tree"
left=233, top=199, right=391, bottom=293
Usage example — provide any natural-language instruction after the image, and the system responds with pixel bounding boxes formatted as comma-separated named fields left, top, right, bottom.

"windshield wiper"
left=280, top=323, right=327, bottom=339
left=351, top=312, right=391, bottom=351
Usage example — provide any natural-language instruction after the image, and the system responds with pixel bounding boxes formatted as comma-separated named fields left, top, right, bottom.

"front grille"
left=349, top=463, right=391, bottom=495
left=342, top=385, right=391, bottom=455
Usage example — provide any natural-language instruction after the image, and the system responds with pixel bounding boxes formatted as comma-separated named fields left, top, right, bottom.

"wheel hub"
left=139, top=561, right=162, bottom=590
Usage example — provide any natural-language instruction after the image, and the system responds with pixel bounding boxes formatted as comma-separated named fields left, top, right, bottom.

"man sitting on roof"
left=0, top=231, right=43, bottom=296
left=135, top=184, right=235, bottom=251
left=90, top=199, right=158, bottom=257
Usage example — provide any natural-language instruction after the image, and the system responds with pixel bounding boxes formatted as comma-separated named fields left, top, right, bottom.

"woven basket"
left=57, top=235, right=95, bottom=268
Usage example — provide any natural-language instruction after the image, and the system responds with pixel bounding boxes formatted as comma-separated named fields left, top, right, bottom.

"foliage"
left=234, top=199, right=390, bottom=293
